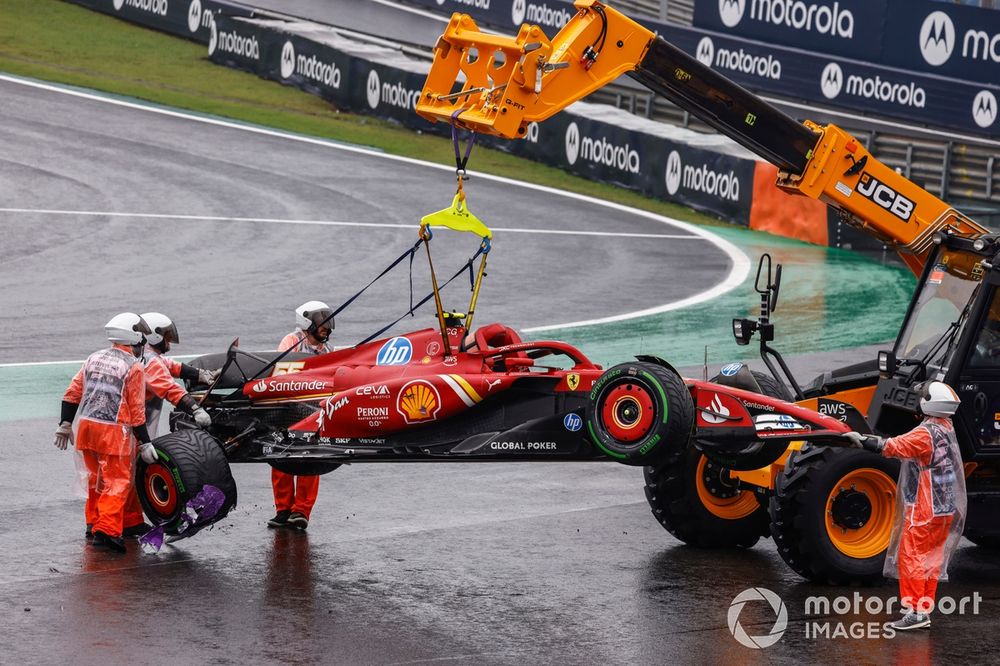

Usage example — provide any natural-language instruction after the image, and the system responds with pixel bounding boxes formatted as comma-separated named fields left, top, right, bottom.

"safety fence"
left=62, top=0, right=883, bottom=248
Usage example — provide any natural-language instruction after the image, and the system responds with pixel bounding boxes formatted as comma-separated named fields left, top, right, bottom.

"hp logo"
left=564, top=413, right=583, bottom=432
left=376, top=337, right=413, bottom=366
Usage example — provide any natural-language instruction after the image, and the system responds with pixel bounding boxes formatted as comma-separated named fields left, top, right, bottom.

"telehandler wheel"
left=644, top=444, right=769, bottom=548
left=586, top=362, right=694, bottom=467
left=137, top=428, right=238, bottom=536
left=770, top=444, right=899, bottom=584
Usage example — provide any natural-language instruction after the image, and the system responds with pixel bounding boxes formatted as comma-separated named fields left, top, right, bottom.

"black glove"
left=844, top=432, right=885, bottom=453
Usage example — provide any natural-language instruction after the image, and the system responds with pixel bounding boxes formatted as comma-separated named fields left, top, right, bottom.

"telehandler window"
left=970, top=289, right=1000, bottom=368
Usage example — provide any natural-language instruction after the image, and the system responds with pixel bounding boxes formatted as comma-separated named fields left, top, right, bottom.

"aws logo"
left=919, top=11, right=955, bottom=66
left=973, top=90, right=998, bottom=128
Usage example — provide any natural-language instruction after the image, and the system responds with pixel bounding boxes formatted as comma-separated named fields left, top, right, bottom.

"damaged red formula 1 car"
left=137, top=207, right=849, bottom=545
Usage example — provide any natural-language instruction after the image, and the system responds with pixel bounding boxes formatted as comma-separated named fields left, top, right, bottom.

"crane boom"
left=415, top=0, right=987, bottom=273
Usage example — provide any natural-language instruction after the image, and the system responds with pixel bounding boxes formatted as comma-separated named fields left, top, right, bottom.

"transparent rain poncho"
left=883, top=419, right=967, bottom=584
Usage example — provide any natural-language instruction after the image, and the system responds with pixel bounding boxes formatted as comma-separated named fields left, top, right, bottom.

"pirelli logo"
left=857, top=172, right=914, bottom=222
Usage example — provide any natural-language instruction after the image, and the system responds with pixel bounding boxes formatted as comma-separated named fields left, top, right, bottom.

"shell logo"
left=396, top=380, right=441, bottom=424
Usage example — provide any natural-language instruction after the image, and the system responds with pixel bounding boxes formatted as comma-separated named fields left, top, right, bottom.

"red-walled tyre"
left=586, top=362, right=694, bottom=467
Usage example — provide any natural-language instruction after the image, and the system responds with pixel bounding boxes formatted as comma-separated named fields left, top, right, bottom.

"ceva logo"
left=719, top=0, right=746, bottom=28
left=919, top=11, right=955, bottom=66
left=973, top=90, right=998, bottom=128
left=565, top=122, right=580, bottom=165
left=280, top=41, right=296, bottom=79
left=820, top=62, right=843, bottom=99
left=696, top=37, right=715, bottom=67
left=187, top=0, right=202, bottom=33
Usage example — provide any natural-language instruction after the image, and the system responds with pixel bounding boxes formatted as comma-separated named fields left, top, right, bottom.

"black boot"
left=92, top=530, right=127, bottom=553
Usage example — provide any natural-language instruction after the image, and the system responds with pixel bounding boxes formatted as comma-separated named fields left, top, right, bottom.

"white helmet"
left=106, top=313, right=152, bottom=345
left=141, top=312, right=180, bottom=347
left=295, top=301, right=334, bottom=342
left=919, top=380, right=961, bottom=417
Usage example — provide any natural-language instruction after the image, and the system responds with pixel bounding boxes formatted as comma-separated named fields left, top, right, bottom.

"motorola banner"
left=403, top=0, right=577, bottom=35
left=883, top=0, right=1000, bottom=85
left=662, top=24, right=999, bottom=136
left=694, top=0, right=885, bottom=62
left=694, top=0, right=1000, bottom=85
left=65, top=0, right=256, bottom=45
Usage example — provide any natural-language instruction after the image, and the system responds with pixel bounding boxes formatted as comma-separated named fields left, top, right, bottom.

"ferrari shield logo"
left=567, top=373, right=580, bottom=391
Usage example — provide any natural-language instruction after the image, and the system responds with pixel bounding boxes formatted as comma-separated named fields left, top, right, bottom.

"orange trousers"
left=82, top=450, right=135, bottom=538
left=272, top=469, right=320, bottom=519
left=898, top=515, right=953, bottom=613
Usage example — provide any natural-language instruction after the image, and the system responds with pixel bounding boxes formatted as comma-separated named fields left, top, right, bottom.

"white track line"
left=0, top=208, right=700, bottom=240
left=0, top=73, right=751, bottom=337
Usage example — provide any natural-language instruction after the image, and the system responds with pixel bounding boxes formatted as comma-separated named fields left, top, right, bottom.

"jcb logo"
left=857, top=172, right=914, bottom=222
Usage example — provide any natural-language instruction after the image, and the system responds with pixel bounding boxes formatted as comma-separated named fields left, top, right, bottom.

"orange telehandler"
left=415, top=1, right=1000, bottom=583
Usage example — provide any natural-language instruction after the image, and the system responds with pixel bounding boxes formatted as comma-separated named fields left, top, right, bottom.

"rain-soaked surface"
left=1, top=51, right=993, bottom=666
left=3, top=415, right=1000, bottom=665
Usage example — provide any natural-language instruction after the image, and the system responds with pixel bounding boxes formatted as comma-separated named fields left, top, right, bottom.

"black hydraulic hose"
left=630, top=36, right=817, bottom=175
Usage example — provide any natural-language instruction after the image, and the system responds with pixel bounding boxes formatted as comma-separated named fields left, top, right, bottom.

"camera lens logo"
left=512, top=0, right=527, bottom=25
left=820, top=62, right=843, bottom=99
left=280, top=41, right=296, bottom=79
left=919, top=11, right=955, bottom=67
left=187, top=0, right=203, bottom=33
left=719, top=0, right=746, bottom=28
left=696, top=37, right=715, bottom=67
left=728, top=588, right=788, bottom=649
left=665, top=150, right=682, bottom=195
left=366, top=69, right=381, bottom=109
left=565, top=122, right=580, bottom=165
left=972, top=90, right=998, bottom=128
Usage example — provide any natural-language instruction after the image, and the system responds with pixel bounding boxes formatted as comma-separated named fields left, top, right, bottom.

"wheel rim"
left=600, top=382, right=655, bottom=443
left=824, top=468, right=896, bottom=558
left=143, top=463, right=178, bottom=518
left=695, top=455, right=760, bottom=520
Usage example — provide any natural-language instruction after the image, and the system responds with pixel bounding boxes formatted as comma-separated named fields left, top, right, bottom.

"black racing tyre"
left=268, top=460, right=342, bottom=476
left=644, top=444, right=770, bottom=548
left=137, top=428, right=238, bottom=536
left=746, top=371, right=792, bottom=402
left=769, top=444, right=899, bottom=585
left=586, top=362, right=694, bottom=467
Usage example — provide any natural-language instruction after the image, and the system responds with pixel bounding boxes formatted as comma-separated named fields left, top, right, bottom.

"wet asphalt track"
left=2, top=78, right=1000, bottom=664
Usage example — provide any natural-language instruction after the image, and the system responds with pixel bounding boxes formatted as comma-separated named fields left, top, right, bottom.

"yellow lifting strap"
left=420, top=192, right=493, bottom=240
